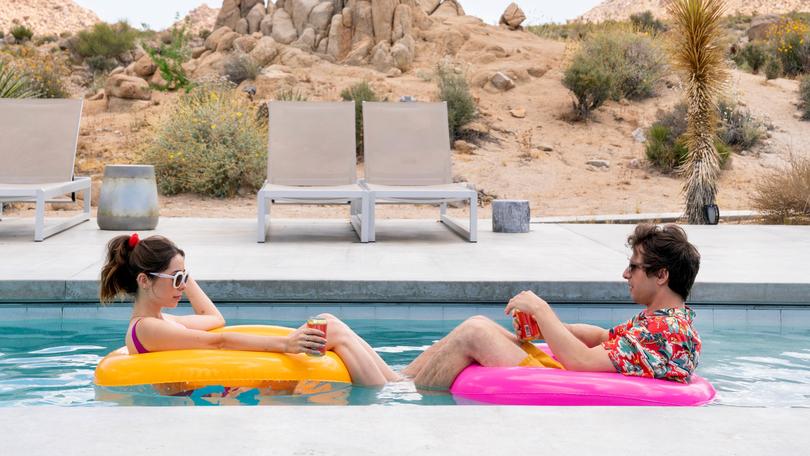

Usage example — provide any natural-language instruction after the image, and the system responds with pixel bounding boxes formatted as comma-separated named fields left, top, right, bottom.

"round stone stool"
left=492, top=199, right=530, bottom=233
left=97, top=165, right=160, bottom=230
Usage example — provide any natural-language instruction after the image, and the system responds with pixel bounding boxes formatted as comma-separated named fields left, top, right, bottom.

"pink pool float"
left=450, top=344, right=715, bottom=406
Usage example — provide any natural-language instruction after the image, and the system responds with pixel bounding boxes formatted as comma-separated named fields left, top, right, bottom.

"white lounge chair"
left=257, top=101, right=370, bottom=242
left=362, top=101, right=477, bottom=242
left=0, top=99, right=91, bottom=241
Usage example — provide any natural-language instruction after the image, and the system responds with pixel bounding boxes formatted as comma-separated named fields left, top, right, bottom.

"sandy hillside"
left=580, top=0, right=810, bottom=22
left=3, top=3, right=809, bottom=222
left=0, top=0, right=100, bottom=35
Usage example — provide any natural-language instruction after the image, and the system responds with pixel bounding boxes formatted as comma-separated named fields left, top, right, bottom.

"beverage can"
left=306, top=317, right=328, bottom=356
left=513, top=310, right=541, bottom=341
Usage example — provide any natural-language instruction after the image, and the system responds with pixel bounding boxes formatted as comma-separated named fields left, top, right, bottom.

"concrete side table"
left=97, top=165, right=159, bottom=230
left=492, top=199, right=530, bottom=233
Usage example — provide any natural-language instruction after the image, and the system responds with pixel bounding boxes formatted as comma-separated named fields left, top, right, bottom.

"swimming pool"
left=1, top=304, right=809, bottom=407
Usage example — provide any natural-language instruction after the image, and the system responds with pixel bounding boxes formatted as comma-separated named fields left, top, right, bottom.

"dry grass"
left=752, top=157, right=810, bottom=224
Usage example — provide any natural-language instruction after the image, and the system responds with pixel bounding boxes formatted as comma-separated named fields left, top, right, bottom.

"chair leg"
left=0, top=201, right=3, bottom=221
left=368, top=193, right=376, bottom=242
left=34, top=191, right=45, bottom=242
left=257, top=194, right=267, bottom=243
left=469, top=193, right=478, bottom=243
left=440, top=202, right=447, bottom=219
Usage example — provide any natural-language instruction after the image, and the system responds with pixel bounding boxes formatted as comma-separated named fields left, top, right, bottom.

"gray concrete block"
left=492, top=199, right=530, bottom=233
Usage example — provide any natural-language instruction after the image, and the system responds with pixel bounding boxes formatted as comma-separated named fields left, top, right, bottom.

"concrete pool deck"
left=0, top=217, right=808, bottom=305
left=2, top=406, right=809, bottom=455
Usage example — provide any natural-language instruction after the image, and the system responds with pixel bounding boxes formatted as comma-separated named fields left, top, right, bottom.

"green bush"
left=146, top=24, right=192, bottom=91
left=562, top=55, right=612, bottom=119
left=646, top=102, right=731, bottom=172
left=767, top=19, right=810, bottom=76
left=752, top=157, right=810, bottom=223
left=741, top=42, right=767, bottom=74
left=224, top=53, right=260, bottom=84
left=630, top=11, right=667, bottom=35
left=0, top=61, right=39, bottom=98
left=33, top=34, right=58, bottom=46
left=717, top=98, right=765, bottom=149
left=142, top=81, right=267, bottom=197
left=764, top=57, right=782, bottom=79
left=1, top=48, right=68, bottom=98
left=340, top=81, right=379, bottom=159
left=435, top=61, right=477, bottom=140
left=86, top=55, right=118, bottom=73
left=800, top=75, right=810, bottom=120
left=10, top=25, right=33, bottom=42
left=75, top=22, right=138, bottom=59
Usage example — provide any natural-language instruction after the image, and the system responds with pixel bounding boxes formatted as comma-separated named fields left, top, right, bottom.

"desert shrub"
left=340, top=81, right=379, bottom=159
left=10, top=25, right=33, bottom=42
left=764, top=56, right=782, bottom=79
left=527, top=20, right=628, bottom=41
left=199, top=29, right=212, bottom=40
left=0, top=60, right=39, bottom=98
left=646, top=102, right=731, bottom=172
left=224, top=53, right=260, bottom=84
left=630, top=11, right=667, bottom=35
left=767, top=19, right=810, bottom=76
left=142, top=81, right=267, bottom=197
left=435, top=61, right=477, bottom=141
left=86, top=55, right=118, bottom=73
left=75, top=22, right=139, bottom=59
left=752, top=157, right=810, bottom=223
left=276, top=87, right=308, bottom=101
left=741, top=42, right=767, bottom=73
left=717, top=99, right=766, bottom=150
left=33, top=34, right=58, bottom=46
left=562, top=55, right=612, bottom=119
left=1, top=47, right=69, bottom=98
left=800, top=75, right=810, bottom=120
left=146, top=24, right=192, bottom=91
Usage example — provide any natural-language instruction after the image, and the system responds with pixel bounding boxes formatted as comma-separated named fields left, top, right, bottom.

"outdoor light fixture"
left=704, top=204, right=720, bottom=225
left=399, top=95, right=416, bottom=102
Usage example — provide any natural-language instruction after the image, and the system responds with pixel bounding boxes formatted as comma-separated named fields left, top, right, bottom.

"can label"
left=514, top=310, right=541, bottom=341
left=306, top=318, right=328, bottom=356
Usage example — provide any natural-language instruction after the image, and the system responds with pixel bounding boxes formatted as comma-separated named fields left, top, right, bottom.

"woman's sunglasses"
left=149, top=270, right=189, bottom=289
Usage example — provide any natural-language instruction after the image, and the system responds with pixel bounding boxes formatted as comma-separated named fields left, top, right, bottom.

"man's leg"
left=410, top=316, right=528, bottom=390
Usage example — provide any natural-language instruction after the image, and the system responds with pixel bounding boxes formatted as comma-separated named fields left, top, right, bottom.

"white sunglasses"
left=148, top=270, right=189, bottom=289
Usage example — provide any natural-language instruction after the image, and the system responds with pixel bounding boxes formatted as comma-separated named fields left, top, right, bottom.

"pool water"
left=1, top=311, right=809, bottom=407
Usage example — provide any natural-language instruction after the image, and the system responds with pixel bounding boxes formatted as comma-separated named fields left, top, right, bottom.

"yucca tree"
left=668, top=0, right=728, bottom=224
left=0, top=61, right=39, bottom=98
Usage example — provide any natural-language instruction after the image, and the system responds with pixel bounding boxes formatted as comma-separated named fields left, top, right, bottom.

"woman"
left=99, top=233, right=399, bottom=387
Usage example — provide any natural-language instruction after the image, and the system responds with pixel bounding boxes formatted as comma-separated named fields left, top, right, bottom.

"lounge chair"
left=361, top=101, right=477, bottom=242
left=257, top=101, right=370, bottom=242
left=0, top=99, right=91, bottom=241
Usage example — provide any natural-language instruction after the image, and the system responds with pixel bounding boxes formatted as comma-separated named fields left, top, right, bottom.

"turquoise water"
left=1, top=306, right=809, bottom=407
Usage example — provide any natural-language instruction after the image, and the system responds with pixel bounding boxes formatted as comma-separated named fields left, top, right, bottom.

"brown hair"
left=99, top=235, right=185, bottom=304
left=627, top=223, right=701, bottom=300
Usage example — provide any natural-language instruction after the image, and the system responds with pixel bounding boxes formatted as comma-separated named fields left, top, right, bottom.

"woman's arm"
left=135, top=318, right=326, bottom=355
left=163, top=277, right=225, bottom=331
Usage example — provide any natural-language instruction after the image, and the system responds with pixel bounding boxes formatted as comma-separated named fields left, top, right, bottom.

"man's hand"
left=504, top=290, right=550, bottom=317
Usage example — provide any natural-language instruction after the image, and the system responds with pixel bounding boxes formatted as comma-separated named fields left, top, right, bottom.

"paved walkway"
left=0, top=217, right=808, bottom=304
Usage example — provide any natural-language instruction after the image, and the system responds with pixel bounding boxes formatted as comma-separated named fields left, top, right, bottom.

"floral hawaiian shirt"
left=601, top=307, right=701, bottom=383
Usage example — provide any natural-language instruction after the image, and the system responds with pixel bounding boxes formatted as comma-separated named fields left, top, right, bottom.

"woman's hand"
left=284, top=327, right=327, bottom=355
left=504, top=290, right=550, bottom=317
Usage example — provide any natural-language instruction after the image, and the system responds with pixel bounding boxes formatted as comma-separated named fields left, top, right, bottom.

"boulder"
left=279, top=47, right=319, bottom=67
left=193, top=51, right=227, bottom=78
left=260, top=14, right=274, bottom=35
left=491, top=72, right=515, bottom=91
left=215, top=0, right=241, bottom=30
left=342, top=6, right=352, bottom=27
left=133, top=55, right=156, bottom=78
left=353, top=1, right=374, bottom=44
left=216, top=31, right=242, bottom=52
left=509, top=107, right=526, bottom=118
left=499, top=3, right=526, bottom=30
left=249, top=36, right=280, bottom=66
left=150, top=70, right=167, bottom=88
left=240, top=0, right=264, bottom=17
left=345, top=38, right=373, bottom=65
left=392, top=4, right=413, bottom=42
left=327, top=13, right=352, bottom=60
left=191, top=46, right=207, bottom=58
left=309, top=2, right=335, bottom=35
left=370, top=41, right=395, bottom=73
left=272, top=9, right=298, bottom=44
left=254, top=66, right=298, bottom=98
left=391, top=37, right=414, bottom=71
left=371, top=0, right=397, bottom=44
left=432, top=0, right=464, bottom=17
left=110, top=66, right=125, bottom=77
left=402, top=0, right=432, bottom=29
left=233, top=35, right=259, bottom=53
left=747, top=15, right=781, bottom=42
left=247, top=3, right=267, bottom=34
left=107, top=98, right=152, bottom=113
left=453, top=139, right=477, bottom=154
left=292, top=0, right=320, bottom=35
left=236, top=18, right=249, bottom=34
left=205, top=26, right=234, bottom=51
left=105, top=74, right=151, bottom=100
left=292, top=27, right=317, bottom=51
left=418, top=0, right=440, bottom=14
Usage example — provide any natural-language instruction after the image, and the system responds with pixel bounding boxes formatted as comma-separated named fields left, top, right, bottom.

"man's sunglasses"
left=149, top=270, right=189, bottom=289
left=627, top=261, right=650, bottom=273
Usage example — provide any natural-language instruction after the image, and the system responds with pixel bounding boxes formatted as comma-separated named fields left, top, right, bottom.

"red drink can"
left=513, top=310, right=541, bottom=341
left=306, top=317, right=328, bottom=356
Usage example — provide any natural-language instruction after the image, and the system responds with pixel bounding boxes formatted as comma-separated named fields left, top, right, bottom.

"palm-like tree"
left=668, top=0, right=728, bottom=224
left=0, top=61, right=39, bottom=98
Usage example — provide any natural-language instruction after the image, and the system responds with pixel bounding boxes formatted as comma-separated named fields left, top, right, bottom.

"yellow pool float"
left=94, top=325, right=351, bottom=387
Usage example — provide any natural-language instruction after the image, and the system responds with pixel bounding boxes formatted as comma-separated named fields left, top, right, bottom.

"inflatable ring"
left=450, top=343, right=715, bottom=406
left=94, top=325, right=351, bottom=387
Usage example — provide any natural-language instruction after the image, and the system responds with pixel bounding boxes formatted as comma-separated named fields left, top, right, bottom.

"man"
left=403, top=223, right=703, bottom=389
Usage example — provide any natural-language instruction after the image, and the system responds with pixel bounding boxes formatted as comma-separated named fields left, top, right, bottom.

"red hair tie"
left=128, top=233, right=140, bottom=249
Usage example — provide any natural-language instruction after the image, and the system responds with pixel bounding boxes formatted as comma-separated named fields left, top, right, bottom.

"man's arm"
left=564, top=323, right=609, bottom=348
